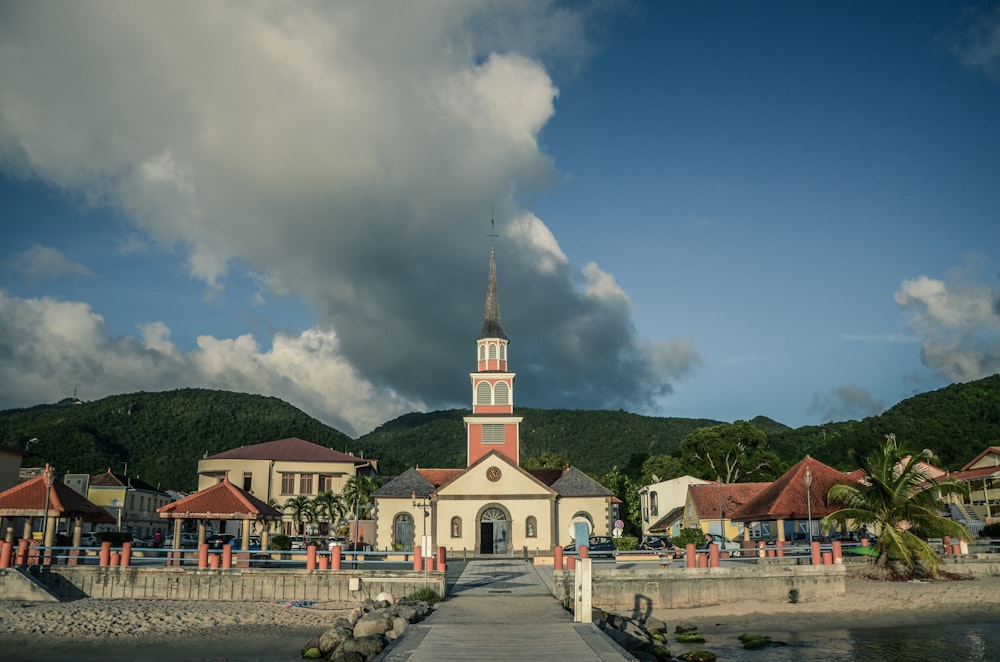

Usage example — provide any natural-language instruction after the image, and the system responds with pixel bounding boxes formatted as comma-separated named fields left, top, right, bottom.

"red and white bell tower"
left=465, top=246, right=522, bottom=466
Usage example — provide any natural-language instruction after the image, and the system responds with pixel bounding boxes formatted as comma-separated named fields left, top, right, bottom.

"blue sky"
left=2, top=1, right=999, bottom=438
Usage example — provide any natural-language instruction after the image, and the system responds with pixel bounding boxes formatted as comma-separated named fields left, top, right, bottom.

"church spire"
left=479, top=245, right=508, bottom=341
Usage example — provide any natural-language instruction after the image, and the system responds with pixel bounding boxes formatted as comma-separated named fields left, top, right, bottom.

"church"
left=372, top=247, right=616, bottom=555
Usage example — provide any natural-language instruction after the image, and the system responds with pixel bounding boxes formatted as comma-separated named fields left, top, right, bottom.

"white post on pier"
left=574, top=557, right=593, bottom=623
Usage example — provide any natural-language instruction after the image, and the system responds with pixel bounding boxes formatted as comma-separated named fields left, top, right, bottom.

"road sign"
left=614, top=519, right=624, bottom=529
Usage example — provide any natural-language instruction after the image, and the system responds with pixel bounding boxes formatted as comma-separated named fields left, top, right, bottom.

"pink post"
left=209, top=553, right=220, bottom=569
left=332, top=546, right=342, bottom=570
left=198, top=544, right=208, bottom=569
left=860, top=537, right=869, bottom=548
left=567, top=555, right=576, bottom=570
left=580, top=545, right=590, bottom=559
left=100, top=541, right=112, bottom=566
left=709, top=543, right=719, bottom=568
left=0, top=542, right=12, bottom=568
left=110, top=551, right=120, bottom=566
left=776, top=539, right=785, bottom=557
left=222, top=545, right=233, bottom=569
left=319, top=554, right=328, bottom=570
left=437, top=546, right=446, bottom=572
left=685, top=544, right=696, bottom=568
left=822, top=551, right=832, bottom=564
left=120, top=542, right=132, bottom=567
left=16, top=539, right=29, bottom=566
left=832, top=540, right=842, bottom=563
left=413, top=546, right=422, bottom=571
left=697, top=553, right=708, bottom=567
left=306, top=545, right=316, bottom=570
left=943, top=536, right=951, bottom=553
left=810, top=541, right=821, bottom=565
left=758, top=540, right=765, bottom=558
left=554, top=545, right=564, bottom=571
left=951, top=543, right=962, bottom=555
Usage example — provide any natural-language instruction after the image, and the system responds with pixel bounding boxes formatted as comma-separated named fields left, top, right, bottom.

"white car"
left=705, top=534, right=742, bottom=556
left=79, top=532, right=99, bottom=547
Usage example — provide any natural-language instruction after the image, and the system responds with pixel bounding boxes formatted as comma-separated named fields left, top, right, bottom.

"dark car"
left=564, top=535, right=617, bottom=557
left=205, top=534, right=236, bottom=549
left=640, top=535, right=674, bottom=551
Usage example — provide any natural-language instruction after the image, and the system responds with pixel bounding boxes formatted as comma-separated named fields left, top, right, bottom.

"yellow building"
left=87, top=470, right=173, bottom=539
left=197, top=437, right=378, bottom=535
left=374, top=247, right=615, bottom=554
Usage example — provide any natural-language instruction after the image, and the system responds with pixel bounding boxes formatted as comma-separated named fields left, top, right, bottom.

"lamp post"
left=804, top=467, right=813, bottom=544
left=40, top=464, right=55, bottom=561
left=411, top=491, right=434, bottom=562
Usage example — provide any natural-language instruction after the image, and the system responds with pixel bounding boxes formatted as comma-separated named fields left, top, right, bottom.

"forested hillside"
left=3, top=376, right=1000, bottom=494
left=0, top=389, right=353, bottom=491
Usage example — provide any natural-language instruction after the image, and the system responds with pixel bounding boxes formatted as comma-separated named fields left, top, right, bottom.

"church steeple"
left=465, top=243, right=522, bottom=466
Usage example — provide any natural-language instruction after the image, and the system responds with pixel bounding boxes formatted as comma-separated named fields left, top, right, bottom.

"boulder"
left=675, top=622, right=698, bottom=634
left=385, top=616, right=408, bottom=640
left=353, top=613, right=393, bottom=638
left=341, top=634, right=387, bottom=660
left=644, top=616, right=667, bottom=634
left=329, top=650, right=364, bottom=662
left=318, top=625, right=354, bottom=654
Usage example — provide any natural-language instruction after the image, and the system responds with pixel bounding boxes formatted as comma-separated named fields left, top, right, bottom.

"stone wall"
left=552, top=564, right=847, bottom=612
left=2, top=566, right=445, bottom=603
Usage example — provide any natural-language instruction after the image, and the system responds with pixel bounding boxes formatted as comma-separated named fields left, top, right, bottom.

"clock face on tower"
left=486, top=466, right=502, bottom=482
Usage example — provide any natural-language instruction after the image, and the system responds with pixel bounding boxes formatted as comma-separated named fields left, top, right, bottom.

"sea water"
left=3, top=621, right=998, bottom=660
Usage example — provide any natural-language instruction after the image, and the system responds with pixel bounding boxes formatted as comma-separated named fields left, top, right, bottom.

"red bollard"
left=943, top=536, right=951, bottom=553
left=0, top=542, right=12, bottom=568
left=822, top=551, right=833, bottom=565
left=567, top=555, right=576, bottom=570
left=709, top=543, right=719, bottom=567
left=776, top=539, right=785, bottom=557
left=413, top=546, right=422, bottom=571
left=100, top=541, right=112, bottom=566
left=110, top=551, right=120, bottom=566
left=306, top=545, right=316, bottom=570
left=685, top=544, right=696, bottom=568
left=832, top=540, right=842, bottom=563
left=437, top=546, right=446, bottom=572
left=553, top=545, right=564, bottom=571
left=319, top=554, right=328, bottom=570
left=209, top=553, right=220, bottom=569
left=16, top=539, right=29, bottom=566
left=580, top=545, right=590, bottom=559
left=121, top=542, right=133, bottom=567
left=223, top=545, right=233, bottom=569
left=332, top=546, right=342, bottom=570
left=758, top=540, right=765, bottom=558
left=198, top=544, right=209, bottom=569
left=810, top=541, right=821, bottom=565
left=697, top=553, right=708, bottom=567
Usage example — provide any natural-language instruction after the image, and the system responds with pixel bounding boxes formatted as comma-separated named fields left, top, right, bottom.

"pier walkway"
left=379, top=559, right=635, bottom=661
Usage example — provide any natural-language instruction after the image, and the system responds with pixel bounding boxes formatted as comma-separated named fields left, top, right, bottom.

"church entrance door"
left=478, top=507, right=509, bottom=555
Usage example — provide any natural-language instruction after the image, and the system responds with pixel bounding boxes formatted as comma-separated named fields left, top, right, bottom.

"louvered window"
left=488, top=344, right=497, bottom=360
left=479, top=344, right=486, bottom=361
left=499, top=344, right=506, bottom=360
left=476, top=382, right=492, bottom=405
left=494, top=382, right=509, bottom=405
left=482, top=424, right=505, bottom=444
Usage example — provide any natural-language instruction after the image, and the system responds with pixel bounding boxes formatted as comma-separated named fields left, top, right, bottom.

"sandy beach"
left=650, top=570, right=1000, bottom=636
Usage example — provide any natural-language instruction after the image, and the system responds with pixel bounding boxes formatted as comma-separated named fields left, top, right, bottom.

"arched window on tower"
left=476, top=381, right=492, bottom=405
left=494, top=382, right=509, bottom=405
left=488, top=344, right=497, bottom=360
left=479, top=344, right=486, bottom=361
left=499, top=344, right=506, bottom=361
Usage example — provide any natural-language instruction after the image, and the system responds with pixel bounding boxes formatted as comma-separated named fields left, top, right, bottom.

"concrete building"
left=87, top=470, right=173, bottom=540
left=639, top=475, right=710, bottom=538
left=197, top=437, right=378, bottom=536
left=373, top=247, right=616, bottom=554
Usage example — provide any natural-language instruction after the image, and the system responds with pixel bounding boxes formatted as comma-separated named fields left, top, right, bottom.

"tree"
left=343, top=475, right=379, bottom=519
left=821, top=434, right=971, bottom=579
left=521, top=450, right=571, bottom=469
left=283, top=495, right=315, bottom=536
left=680, top=421, right=780, bottom=483
left=313, top=491, right=346, bottom=535
left=641, top=454, right=686, bottom=485
left=599, top=466, right=640, bottom=534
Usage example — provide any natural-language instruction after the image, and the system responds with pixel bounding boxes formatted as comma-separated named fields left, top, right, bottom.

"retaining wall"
left=0, top=566, right=445, bottom=604
left=552, top=564, right=847, bottom=612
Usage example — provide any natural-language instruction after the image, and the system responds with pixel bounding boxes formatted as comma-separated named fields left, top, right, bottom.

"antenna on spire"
left=488, top=208, right=498, bottom=245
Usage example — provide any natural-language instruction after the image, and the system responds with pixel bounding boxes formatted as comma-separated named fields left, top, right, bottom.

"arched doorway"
left=478, top=506, right=509, bottom=554
left=393, top=513, right=414, bottom=551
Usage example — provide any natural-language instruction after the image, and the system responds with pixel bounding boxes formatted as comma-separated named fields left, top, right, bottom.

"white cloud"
left=952, top=5, right=1000, bottom=82
left=810, top=385, right=886, bottom=422
left=6, top=244, right=92, bottom=281
left=894, top=265, right=1000, bottom=382
left=0, top=2, right=699, bottom=424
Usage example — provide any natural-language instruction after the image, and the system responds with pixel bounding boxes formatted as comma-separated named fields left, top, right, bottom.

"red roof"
left=688, top=481, right=770, bottom=519
left=205, top=437, right=373, bottom=465
left=527, top=468, right=569, bottom=486
left=730, top=456, right=854, bottom=522
left=0, top=467, right=114, bottom=523
left=949, top=465, right=1000, bottom=482
left=158, top=479, right=283, bottom=521
left=416, top=469, right=464, bottom=488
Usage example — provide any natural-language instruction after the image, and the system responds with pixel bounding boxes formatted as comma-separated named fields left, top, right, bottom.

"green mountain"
left=4, top=375, right=1000, bottom=492
left=0, top=389, right=353, bottom=491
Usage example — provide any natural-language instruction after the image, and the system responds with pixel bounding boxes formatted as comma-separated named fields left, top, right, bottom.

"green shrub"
left=614, top=536, right=638, bottom=551
left=672, top=528, right=706, bottom=548
left=270, top=534, right=292, bottom=551
left=406, top=587, right=442, bottom=603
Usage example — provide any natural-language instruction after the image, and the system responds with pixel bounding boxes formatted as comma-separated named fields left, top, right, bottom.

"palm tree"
left=822, top=434, right=970, bottom=579
left=313, top=491, right=346, bottom=535
left=343, top=475, right=379, bottom=519
left=283, top=495, right=315, bottom=536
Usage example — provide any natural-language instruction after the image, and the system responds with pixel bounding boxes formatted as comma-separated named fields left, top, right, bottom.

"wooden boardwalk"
left=378, top=559, right=635, bottom=661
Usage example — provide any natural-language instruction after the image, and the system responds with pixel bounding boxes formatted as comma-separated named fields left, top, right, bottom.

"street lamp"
left=41, top=464, right=55, bottom=562
left=804, top=467, right=813, bottom=544
left=411, top=491, right=434, bottom=560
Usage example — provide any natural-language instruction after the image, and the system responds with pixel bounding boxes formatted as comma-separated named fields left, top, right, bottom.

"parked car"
left=289, top=536, right=307, bottom=550
left=702, top=533, right=742, bottom=556
left=564, top=535, right=617, bottom=557
left=180, top=532, right=199, bottom=548
left=79, top=532, right=99, bottom=547
left=639, top=535, right=674, bottom=551
left=205, top=534, right=237, bottom=549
